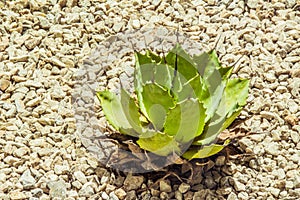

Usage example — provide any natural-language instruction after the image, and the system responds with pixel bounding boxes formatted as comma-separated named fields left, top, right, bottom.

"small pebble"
left=159, top=180, right=172, bottom=193
left=178, top=183, right=190, bottom=194
left=123, top=175, right=144, bottom=191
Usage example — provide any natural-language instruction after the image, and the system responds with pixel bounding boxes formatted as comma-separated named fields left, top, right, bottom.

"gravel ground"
left=0, top=0, right=300, bottom=200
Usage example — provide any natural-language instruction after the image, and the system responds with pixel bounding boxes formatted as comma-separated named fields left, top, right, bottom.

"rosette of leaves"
left=96, top=43, right=249, bottom=160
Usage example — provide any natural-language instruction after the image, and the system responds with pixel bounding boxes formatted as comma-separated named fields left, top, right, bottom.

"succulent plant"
left=96, top=43, right=249, bottom=160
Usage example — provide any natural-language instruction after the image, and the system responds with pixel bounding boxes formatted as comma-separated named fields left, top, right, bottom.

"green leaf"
left=155, top=63, right=184, bottom=101
left=182, top=139, right=230, bottom=160
left=164, top=99, right=206, bottom=144
left=211, top=78, right=249, bottom=134
left=195, top=52, right=225, bottom=121
left=220, top=108, right=242, bottom=131
left=120, top=88, right=143, bottom=133
left=135, top=51, right=154, bottom=65
left=154, top=63, right=173, bottom=90
left=218, top=66, right=233, bottom=79
left=140, top=63, right=155, bottom=84
left=146, top=50, right=161, bottom=63
left=177, top=75, right=207, bottom=101
left=141, top=83, right=176, bottom=130
left=193, top=78, right=249, bottom=146
left=134, top=52, right=146, bottom=120
left=221, top=78, right=249, bottom=116
left=137, top=132, right=181, bottom=156
left=202, top=80, right=226, bottom=122
left=192, top=113, right=223, bottom=146
left=134, top=51, right=156, bottom=85
left=96, top=91, right=126, bottom=129
left=96, top=90, right=139, bottom=137
left=134, top=51, right=157, bottom=122
left=193, top=52, right=210, bottom=76
left=192, top=108, right=240, bottom=146
left=208, top=50, right=221, bottom=70
left=208, top=50, right=233, bottom=79
left=165, top=43, right=198, bottom=83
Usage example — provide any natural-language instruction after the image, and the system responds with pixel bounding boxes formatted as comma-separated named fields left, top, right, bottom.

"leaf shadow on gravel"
left=107, top=144, right=253, bottom=200
left=103, top=121, right=257, bottom=200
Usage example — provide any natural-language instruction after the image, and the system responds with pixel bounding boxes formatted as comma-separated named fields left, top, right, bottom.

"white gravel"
left=0, top=0, right=300, bottom=199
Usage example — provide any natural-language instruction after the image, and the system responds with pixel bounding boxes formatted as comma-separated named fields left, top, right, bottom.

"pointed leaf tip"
left=183, top=139, right=230, bottom=160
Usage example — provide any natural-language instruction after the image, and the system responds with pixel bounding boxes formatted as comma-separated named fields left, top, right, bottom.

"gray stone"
left=9, top=191, right=27, bottom=200
left=24, top=80, right=43, bottom=88
left=78, top=182, right=95, bottom=197
left=31, top=188, right=43, bottom=197
left=238, top=191, right=249, bottom=200
left=72, top=180, right=82, bottom=190
left=287, top=100, right=298, bottom=113
left=290, top=153, right=300, bottom=163
left=123, top=175, right=144, bottom=191
left=51, top=87, right=66, bottom=99
left=269, top=187, right=280, bottom=197
left=215, top=156, right=226, bottom=166
left=100, top=175, right=109, bottom=184
left=271, top=130, right=281, bottom=141
left=49, top=57, right=66, bottom=68
left=286, top=180, right=294, bottom=189
left=48, top=180, right=67, bottom=199
left=1, top=2, right=300, bottom=200
left=67, top=190, right=78, bottom=198
left=115, top=188, right=126, bottom=200
left=159, top=180, right=172, bottom=193
left=74, top=171, right=87, bottom=184
left=3, top=156, right=20, bottom=165
left=272, top=168, right=286, bottom=179
left=233, top=179, right=245, bottom=192
left=175, top=191, right=183, bottom=200
left=239, top=138, right=253, bottom=150
left=291, top=131, right=300, bottom=143
left=54, top=164, right=69, bottom=175
left=293, top=175, right=300, bottom=188
left=101, top=191, right=109, bottom=199
left=26, top=97, right=42, bottom=107
left=15, top=99, right=25, bottom=112
left=204, top=176, right=217, bottom=189
left=0, top=173, right=7, bottom=182
left=112, top=22, right=124, bottom=32
left=265, top=142, right=280, bottom=156
left=227, top=192, right=238, bottom=200
left=0, top=79, right=10, bottom=91
left=125, top=190, right=137, bottom=200
left=19, top=169, right=36, bottom=189
left=178, top=183, right=190, bottom=194
left=14, top=147, right=29, bottom=158
left=0, top=193, right=9, bottom=200
left=132, top=19, right=141, bottom=29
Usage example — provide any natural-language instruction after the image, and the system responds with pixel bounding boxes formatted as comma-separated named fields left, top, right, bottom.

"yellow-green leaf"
left=164, top=99, right=206, bottom=144
left=96, top=90, right=139, bottom=137
left=165, top=43, right=198, bottom=83
left=141, top=83, right=176, bottom=130
left=120, top=88, right=143, bottom=133
left=137, top=132, right=181, bottom=156
left=183, top=139, right=230, bottom=160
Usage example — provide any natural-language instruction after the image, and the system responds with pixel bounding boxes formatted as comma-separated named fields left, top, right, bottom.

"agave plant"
left=96, top=43, right=249, bottom=160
